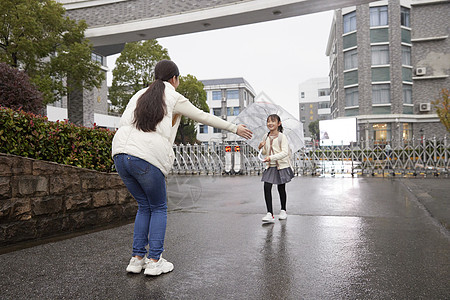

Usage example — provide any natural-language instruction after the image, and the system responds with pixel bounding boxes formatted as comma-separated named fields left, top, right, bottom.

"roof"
left=200, top=77, right=256, bottom=96
left=201, top=77, right=249, bottom=86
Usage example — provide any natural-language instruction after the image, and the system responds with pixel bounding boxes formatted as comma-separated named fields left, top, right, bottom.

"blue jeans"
left=113, top=154, right=167, bottom=260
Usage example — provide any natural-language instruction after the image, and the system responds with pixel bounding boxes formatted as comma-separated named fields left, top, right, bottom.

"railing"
left=170, top=137, right=449, bottom=177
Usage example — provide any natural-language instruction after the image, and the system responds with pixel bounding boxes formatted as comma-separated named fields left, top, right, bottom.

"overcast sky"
left=107, top=10, right=335, bottom=119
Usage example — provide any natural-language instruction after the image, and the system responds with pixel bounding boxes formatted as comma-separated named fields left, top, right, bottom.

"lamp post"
left=221, top=90, right=227, bottom=144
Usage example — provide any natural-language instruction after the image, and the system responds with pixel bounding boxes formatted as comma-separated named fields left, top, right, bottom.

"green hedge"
left=0, top=107, right=115, bottom=172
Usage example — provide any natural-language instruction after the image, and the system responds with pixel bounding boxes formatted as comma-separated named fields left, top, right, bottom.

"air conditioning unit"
left=419, top=103, right=431, bottom=112
left=416, top=67, right=427, bottom=76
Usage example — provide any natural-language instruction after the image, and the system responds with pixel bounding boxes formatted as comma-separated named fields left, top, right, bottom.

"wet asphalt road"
left=0, top=176, right=449, bottom=299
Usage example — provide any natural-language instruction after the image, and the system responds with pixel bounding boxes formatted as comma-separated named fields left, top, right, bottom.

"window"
left=91, top=53, right=104, bottom=65
left=318, top=101, right=330, bottom=109
left=212, top=91, right=221, bottom=100
left=212, top=108, right=221, bottom=116
left=300, top=105, right=304, bottom=111
left=213, top=127, right=221, bottom=133
left=344, top=49, right=358, bottom=70
left=372, top=45, right=389, bottom=65
left=226, top=90, right=239, bottom=99
left=401, top=7, right=410, bottom=27
left=343, top=11, right=356, bottom=33
left=403, top=84, right=412, bottom=104
left=370, top=6, right=388, bottom=27
left=318, top=88, right=330, bottom=97
left=345, top=87, right=359, bottom=107
left=372, top=123, right=391, bottom=143
left=372, top=84, right=390, bottom=104
left=301, top=92, right=305, bottom=98
left=227, top=107, right=240, bottom=116
left=199, top=125, right=208, bottom=134
left=402, top=123, right=412, bottom=141
left=402, top=46, right=411, bottom=66
left=301, top=116, right=306, bottom=122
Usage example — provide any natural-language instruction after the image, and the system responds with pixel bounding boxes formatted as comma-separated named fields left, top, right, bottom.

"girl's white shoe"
left=262, top=212, right=275, bottom=223
left=279, top=210, right=288, bottom=220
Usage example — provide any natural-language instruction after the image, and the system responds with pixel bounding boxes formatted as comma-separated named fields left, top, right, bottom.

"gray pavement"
left=0, top=176, right=449, bottom=299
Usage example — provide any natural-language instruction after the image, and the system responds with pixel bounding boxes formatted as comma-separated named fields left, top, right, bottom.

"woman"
left=112, top=60, right=252, bottom=276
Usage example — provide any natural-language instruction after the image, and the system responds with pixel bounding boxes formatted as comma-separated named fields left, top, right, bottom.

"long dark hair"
left=267, top=114, right=283, bottom=136
left=133, top=60, right=180, bottom=132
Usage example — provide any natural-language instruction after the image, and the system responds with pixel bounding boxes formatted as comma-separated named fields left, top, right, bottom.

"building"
left=46, top=52, right=116, bottom=128
left=298, top=78, right=331, bottom=139
left=326, top=0, right=448, bottom=146
left=197, top=78, right=256, bottom=143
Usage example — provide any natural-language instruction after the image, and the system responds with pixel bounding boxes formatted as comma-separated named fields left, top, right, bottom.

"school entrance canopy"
left=60, top=0, right=375, bottom=56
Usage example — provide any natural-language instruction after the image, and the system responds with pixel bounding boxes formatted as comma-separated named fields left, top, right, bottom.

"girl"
left=258, top=114, right=294, bottom=223
left=112, top=60, right=252, bottom=276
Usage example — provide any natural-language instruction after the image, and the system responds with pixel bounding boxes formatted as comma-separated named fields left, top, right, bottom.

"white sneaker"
left=262, top=212, right=275, bottom=223
left=144, top=256, right=174, bottom=276
left=279, top=210, right=287, bottom=220
left=126, top=256, right=146, bottom=273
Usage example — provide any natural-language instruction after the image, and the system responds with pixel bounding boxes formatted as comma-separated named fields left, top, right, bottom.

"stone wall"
left=0, top=153, right=137, bottom=247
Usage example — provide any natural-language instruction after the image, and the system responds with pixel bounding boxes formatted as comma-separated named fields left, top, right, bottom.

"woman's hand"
left=236, top=124, right=253, bottom=139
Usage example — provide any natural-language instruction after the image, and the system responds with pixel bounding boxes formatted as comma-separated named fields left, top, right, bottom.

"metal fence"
left=171, top=137, right=449, bottom=177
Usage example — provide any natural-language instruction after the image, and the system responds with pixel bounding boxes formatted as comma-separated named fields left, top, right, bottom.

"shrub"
left=0, top=63, right=44, bottom=115
left=0, top=107, right=114, bottom=172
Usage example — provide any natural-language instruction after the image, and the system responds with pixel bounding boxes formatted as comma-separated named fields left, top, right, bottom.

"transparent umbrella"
left=233, top=101, right=304, bottom=153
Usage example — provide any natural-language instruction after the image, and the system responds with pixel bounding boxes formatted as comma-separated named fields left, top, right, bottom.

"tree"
left=109, top=40, right=170, bottom=112
left=432, top=88, right=450, bottom=132
left=309, top=120, right=320, bottom=142
left=0, top=0, right=104, bottom=105
left=175, top=75, right=209, bottom=144
left=0, top=62, right=43, bottom=114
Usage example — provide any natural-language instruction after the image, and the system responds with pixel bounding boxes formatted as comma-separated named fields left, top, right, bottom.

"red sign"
left=234, top=146, right=240, bottom=152
left=225, top=146, right=232, bottom=152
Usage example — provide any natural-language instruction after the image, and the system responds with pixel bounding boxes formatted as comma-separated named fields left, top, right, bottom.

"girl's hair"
left=133, top=60, right=180, bottom=132
left=267, top=114, right=283, bottom=134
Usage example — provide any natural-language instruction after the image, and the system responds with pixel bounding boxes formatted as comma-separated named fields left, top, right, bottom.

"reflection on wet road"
left=0, top=176, right=448, bottom=299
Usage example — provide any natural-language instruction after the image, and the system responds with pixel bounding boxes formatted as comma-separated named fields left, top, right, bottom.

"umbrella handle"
left=258, top=149, right=265, bottom=162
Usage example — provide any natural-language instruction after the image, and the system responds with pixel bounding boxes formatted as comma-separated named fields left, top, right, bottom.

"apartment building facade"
left=298, top=77, right=331, bottom=139
left=326, top=0, right=448, bottom=146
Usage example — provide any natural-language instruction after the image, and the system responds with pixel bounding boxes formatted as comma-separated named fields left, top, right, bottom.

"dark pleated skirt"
left=261, top=167, right=294, bottom=184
